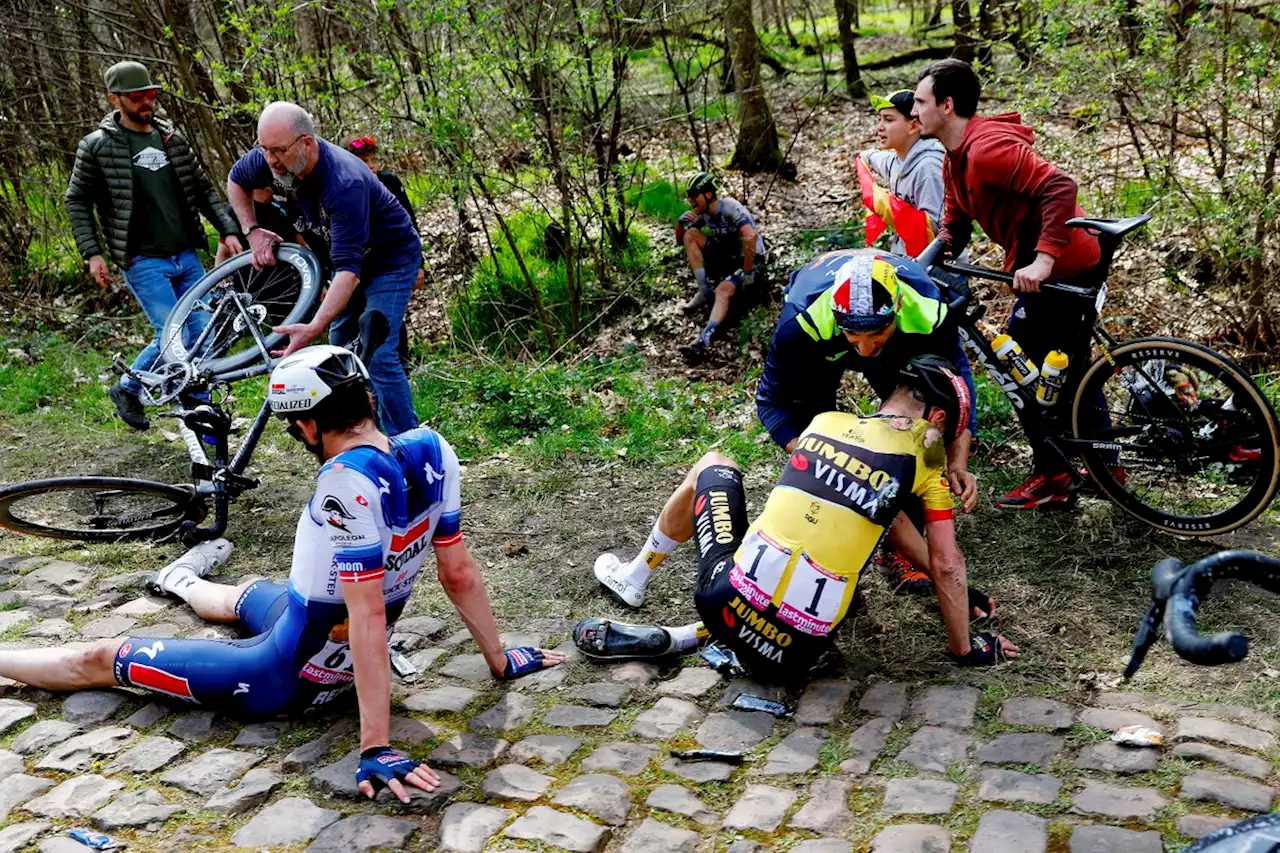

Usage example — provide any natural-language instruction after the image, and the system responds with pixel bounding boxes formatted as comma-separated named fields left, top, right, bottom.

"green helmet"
left=686, top=171, right=718, bottom=196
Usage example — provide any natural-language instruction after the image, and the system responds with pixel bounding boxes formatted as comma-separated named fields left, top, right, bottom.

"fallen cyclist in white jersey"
left=0, top=343, right=563, bottom=803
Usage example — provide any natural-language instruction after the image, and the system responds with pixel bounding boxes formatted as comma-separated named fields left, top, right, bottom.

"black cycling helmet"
left=686, top=171, right=718, bottom=197
left=899, top=354, right=971, bottom=442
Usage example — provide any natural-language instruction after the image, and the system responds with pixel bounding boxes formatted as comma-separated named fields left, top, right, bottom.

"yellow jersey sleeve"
left=913, top=423, right=954, bottom=522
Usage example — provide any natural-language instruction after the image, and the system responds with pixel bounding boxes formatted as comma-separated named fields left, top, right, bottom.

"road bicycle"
left=0, top=245, right=323, bottom=545
left=919, top=215, right=1280, bottom=536
left=1124, top=549, right=1280, bottom=852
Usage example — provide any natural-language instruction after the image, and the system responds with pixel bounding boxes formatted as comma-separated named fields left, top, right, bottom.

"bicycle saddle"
left=1066, top=214, right=1151, bottom=238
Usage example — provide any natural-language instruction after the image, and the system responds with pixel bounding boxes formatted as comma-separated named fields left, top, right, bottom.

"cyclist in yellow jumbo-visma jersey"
left=576, top=356, right=1021, bottom=684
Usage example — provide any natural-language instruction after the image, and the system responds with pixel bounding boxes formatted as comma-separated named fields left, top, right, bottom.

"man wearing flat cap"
left=66, top=60, right=242, bottom=430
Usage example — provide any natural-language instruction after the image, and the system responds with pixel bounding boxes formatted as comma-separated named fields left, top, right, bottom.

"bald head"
left=259, top=101, right=315, bottom=138
left=257, top=101, right=318, bottom=180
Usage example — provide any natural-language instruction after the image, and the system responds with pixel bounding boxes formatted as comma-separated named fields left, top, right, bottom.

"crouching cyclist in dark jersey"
left=0, top=345, right=563, bottom=802
left=576, top=356, right=1018, bottom=681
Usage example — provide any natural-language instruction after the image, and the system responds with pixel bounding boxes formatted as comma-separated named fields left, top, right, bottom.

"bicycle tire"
left=0, top=477, right=205, bottom=543
left=1072, top=337, right=1280, bottom=536
left=159, top=244, right=322, bottom=376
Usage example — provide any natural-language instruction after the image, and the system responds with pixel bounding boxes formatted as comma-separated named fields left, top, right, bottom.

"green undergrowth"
left=410, top=351, right=774, bottom=468
left=450, top=208, right=656, bottom=356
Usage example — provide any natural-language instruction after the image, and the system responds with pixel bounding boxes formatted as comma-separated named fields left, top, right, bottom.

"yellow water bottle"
left=1036, top=350, right=1069, bottom=407
left=992, top=333, right=1040, bottom=387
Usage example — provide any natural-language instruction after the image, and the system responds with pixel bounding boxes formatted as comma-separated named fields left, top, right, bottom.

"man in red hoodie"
left=913, top=58, right=1102, bottom=509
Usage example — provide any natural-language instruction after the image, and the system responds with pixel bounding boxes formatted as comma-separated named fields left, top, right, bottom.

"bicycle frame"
left=115, top=286, right=281, bottom=545
left=937, top=260, right=1157, bottom=483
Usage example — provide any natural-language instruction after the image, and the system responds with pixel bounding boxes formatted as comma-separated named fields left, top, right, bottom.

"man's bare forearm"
left=947, top=429, right=972, bottom=474
left=438, top=546, right=506, bottom=674
left=740, top=229, right=756, bottom=273
left=933, top=554, right=970, bottom=656
left=226, top=181, right=257, bottom=232
left=311, top=271, right=360, bottom=330
left=348, top=608, right=392, bottom=749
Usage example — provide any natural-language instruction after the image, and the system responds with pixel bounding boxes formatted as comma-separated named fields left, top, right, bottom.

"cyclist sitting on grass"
left=582, top=355, right=1017, bottom=681
left=0, top=345, right=562, bottom=802
left=675, top=172, right=766, bottom=362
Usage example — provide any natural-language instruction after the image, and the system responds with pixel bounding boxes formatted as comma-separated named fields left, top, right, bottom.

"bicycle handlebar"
left=1124, top=549, right=1280, bottom=679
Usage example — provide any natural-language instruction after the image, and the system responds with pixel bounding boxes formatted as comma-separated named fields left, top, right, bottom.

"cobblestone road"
left=0, top=553, right=1275, bottom=852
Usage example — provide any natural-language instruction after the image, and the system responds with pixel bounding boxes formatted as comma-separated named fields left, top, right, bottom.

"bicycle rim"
left=1073, top=337, right=1280, bottom=536
left=0, top=477, right=204, bottom=543
left=159, top=244, right=322, bottom=376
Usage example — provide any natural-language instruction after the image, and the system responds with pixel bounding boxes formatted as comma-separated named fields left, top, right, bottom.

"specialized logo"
left=423, top=462, right=445, bottom=485
left=959, top=327, right=1024, bottom=410
left=132, top=146, right=170, bottom=172
left=233, top=683, right=250, bottom=696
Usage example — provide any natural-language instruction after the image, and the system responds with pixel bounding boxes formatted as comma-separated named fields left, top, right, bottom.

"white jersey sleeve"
left=311, top=463, right=386, bottom=584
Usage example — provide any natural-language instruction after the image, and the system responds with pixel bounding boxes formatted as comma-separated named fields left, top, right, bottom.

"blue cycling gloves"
left=355, top=746, right=421, bottom=793
left=950, top=632, right=1007, bottom=666
left=501, top=647, right=545, bottom=679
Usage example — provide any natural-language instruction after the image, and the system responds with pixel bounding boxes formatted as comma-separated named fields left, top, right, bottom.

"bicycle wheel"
left=159, top=244, right=322, bottom=376
left=1072, top=337, right=1280, bottom=536
left=0, top=478, right=205, bottom=543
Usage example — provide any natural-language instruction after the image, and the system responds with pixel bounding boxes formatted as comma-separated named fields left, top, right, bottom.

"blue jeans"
left=329, top=261, right=420, bottom=436
left=121, top=250, right=208, bottom=394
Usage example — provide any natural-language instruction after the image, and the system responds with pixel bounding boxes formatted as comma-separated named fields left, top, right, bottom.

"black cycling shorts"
left=690, top=465, right=831, bottom=684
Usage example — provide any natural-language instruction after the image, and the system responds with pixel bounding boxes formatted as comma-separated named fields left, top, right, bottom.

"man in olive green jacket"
left=66, top=61, right=241, bottom=430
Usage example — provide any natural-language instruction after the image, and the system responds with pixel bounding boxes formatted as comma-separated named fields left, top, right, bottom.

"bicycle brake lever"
left=1123, top=602, right=1164, bottom=679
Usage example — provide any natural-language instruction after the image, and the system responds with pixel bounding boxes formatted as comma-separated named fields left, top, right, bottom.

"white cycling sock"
left=666, top=622, right=702, bottom=652
left=156, top=564, right=200, bottom=600
left=624, top=520, right=680, bottom=587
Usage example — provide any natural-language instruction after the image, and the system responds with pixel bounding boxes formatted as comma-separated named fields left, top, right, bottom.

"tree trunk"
left=976, top=0, right=993, bottom=66
left=726, top=0, right=783, bottom=172
left=951, top=0, right=974, bottom=62
left=834, top=0, right=866, bottom=98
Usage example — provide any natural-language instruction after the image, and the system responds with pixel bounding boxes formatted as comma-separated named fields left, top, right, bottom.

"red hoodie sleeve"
left=969, top=134, right=1081, bottom=258
left=937, top=157, right=972, bottom=256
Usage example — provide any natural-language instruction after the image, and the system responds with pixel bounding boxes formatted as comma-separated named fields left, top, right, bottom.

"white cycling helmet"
left=268, top=345, right=370, bottom=416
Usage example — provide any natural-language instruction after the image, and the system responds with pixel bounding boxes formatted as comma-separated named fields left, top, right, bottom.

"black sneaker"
left=108, top=383, right=149, bottom=430
left=678, top=340, right=708, bottom=363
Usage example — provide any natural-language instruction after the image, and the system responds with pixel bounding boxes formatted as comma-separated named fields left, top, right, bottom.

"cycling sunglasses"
left=123, top=88, right=161, bottom=103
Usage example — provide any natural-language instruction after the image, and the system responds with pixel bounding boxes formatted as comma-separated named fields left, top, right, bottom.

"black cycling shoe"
left=109, top=383, right=149, bottom=430
left=573, top=617, right=675, bottom=661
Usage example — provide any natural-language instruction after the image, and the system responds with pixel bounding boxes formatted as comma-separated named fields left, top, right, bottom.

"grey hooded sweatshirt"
left=862, top=137, right=947, bottom=257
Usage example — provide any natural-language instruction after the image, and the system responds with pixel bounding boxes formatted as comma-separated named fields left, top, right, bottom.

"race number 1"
left=776, top=552, right=848, bottom=637
left=729, top=530, right=791, bottom=612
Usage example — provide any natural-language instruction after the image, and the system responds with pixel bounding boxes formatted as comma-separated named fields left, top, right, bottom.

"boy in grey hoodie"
left=858, top=89, right=947, bottom=258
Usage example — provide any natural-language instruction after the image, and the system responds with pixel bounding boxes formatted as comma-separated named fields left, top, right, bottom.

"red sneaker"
left=995, top=472, right=1077, bottom=510
left=1229, top=446, right=1262, bottom=464
left=877, top=547, right=932, bottom=594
